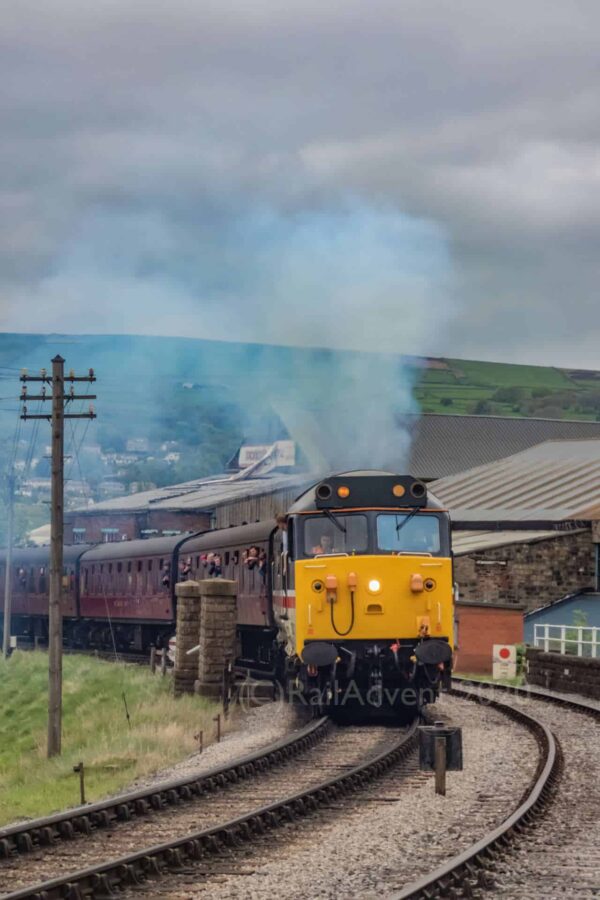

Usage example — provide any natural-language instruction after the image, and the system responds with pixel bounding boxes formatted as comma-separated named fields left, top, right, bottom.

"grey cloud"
left=1, top=0, right=600, bottom=365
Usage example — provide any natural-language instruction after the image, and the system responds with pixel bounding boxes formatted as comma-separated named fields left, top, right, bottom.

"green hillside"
left=414, top=357, right=600, bottom=419
left=0, top=333, right=599, bottom=544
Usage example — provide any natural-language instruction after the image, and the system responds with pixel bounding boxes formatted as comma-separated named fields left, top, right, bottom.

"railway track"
left=0, top=714, right=328, bottom=880
left=0, top=715, right=419, bottom=900
left=394, top=678, right=600, bottom=899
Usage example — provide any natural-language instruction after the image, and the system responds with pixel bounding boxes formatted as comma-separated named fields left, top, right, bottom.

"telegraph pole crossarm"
left=20, top=356, right=96, bottom=758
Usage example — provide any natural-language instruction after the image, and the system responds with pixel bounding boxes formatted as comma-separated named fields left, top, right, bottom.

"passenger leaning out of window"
left=243, top=546, right=260, bottom=570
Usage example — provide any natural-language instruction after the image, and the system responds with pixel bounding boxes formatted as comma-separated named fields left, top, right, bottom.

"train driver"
left=312, top=532, right=336, bottom=555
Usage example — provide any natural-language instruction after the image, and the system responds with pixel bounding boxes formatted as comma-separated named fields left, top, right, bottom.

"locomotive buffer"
left=20, top=355, right=96, bottom=758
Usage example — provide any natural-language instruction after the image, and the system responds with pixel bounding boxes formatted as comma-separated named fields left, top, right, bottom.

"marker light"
left=368, top=579, right=381, bottom=593
left=337, top=485, right=350, bottom=498
left=392, top=484, right=405, bottom=498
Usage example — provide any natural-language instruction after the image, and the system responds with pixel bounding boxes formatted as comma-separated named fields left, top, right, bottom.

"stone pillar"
left=173, top=581, right=202, bottom=695
left=196, top=579, right=238, bottom=700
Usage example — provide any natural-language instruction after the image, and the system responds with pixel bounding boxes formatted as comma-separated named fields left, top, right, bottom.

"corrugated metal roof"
left=71, top=415, right=600, bottom=519
left=434, top=439, right=600, bottom=523
left=452, top=529, right=580, bottom=555
left=73, top=472, right=311, bottom=517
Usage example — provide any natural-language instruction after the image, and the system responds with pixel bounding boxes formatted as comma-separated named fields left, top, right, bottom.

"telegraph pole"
left=21, top=357, right=96, bottom=757
left=2, top=472, right=15, bottom=658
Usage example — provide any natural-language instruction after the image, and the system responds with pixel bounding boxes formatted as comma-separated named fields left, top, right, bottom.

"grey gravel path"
left=124, top=694, right=538, bottom=899
left=487, top=693, right=600, bottom=899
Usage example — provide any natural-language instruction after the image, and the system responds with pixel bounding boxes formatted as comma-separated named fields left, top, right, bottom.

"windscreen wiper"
left=323, top=508, right=346, bottom=534
left=395, top=508, right=418, bottom=537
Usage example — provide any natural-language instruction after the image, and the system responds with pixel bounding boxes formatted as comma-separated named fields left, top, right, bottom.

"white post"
left=544, top=624, right=550, bottom=653
left=577, top=627, right=583, bottom=658
left=560, top=625, right=566, bottom=656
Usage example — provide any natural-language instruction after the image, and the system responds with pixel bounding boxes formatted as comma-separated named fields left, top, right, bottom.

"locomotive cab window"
left=376, top=513, right=441, bottom=555
left=302, top=514, right=368, bottom=557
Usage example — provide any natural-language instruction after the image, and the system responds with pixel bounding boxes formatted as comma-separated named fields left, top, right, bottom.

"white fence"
left=534, top=624, right=600, bottom=658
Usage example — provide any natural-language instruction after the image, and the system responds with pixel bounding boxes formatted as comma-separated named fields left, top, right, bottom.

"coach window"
left=28, top=568, right=36, bottom=592
left=39, top=566, right=46, bottom=593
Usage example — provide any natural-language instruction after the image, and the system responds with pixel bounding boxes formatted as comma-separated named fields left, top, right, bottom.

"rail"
left=0, top=715, right=329, bottom=860
left=2, top=719, right=420, bottom=900
left=394, top=677, right=600, bottom=898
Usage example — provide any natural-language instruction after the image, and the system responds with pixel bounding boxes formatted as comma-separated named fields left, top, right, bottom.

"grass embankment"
left=455, top=672, right=525, bottom=687
left=0, top=651, right=217, bottom=825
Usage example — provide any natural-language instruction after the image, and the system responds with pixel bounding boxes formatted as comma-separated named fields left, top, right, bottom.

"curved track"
left=1, top=717, right=418, bottom=900
left=0, top=715, right=328, bottom=870
left=395, top=678, right=600, bottom=899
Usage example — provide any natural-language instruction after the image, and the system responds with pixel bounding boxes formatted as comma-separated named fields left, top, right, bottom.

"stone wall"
left=196, top=580, right=238, bottom=700
left=173, top=581, right=202, bottom=695
left=526, top=647, right=600, bottom=700
left=173, top=579, right=238, bottom=699
left=455, top=529, right=596, bottom=613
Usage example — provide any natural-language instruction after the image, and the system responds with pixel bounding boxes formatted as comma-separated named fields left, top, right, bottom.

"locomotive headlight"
left=368, top=578, right=381, bottom=594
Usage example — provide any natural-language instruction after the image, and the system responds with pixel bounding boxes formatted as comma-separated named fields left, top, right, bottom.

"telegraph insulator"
left=89, top=368, right=95, bottom=378
left=89, top=404, right=95, bottom=415
left=40, top=368, right=46, bottom=378
left=20, top=368, right=27, bottom=379
left=20, top=386, right=27, bottom=398
left=69, top=369, right=75, bottom=379
left=22, top=405, right=27, bottom=416
left=70, top=385, right=74, bottom=397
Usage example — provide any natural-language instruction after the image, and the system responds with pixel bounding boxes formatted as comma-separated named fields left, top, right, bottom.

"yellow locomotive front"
left=284, top=472, right=453, bottom=718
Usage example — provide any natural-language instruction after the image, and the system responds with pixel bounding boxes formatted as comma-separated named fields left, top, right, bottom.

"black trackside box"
left=314, top=475, right=428, bottom=510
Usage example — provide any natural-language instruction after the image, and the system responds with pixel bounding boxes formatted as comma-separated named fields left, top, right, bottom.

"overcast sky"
left=2, top=1, right=600, bottom=367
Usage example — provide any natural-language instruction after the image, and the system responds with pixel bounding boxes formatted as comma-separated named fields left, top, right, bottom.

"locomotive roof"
left=288, top=470, right=445, bottom=514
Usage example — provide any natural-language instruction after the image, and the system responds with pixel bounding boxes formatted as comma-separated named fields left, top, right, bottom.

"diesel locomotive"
left=0, top=471, right=454, bottom=716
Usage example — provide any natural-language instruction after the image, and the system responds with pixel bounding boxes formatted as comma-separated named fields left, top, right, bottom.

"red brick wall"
left=64, top=510, right=211, bottom=543
left=454, top=603, right=524, bottom=674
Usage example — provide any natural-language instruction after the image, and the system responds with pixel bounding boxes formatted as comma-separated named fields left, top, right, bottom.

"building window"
left=73, top=527, right=87, bottom=545
left=101, top=528, right=120, bottom=544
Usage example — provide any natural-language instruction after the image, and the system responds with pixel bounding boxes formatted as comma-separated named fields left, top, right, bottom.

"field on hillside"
left=0, top=652, right=217, bottom=824
left=415, top=357, right=600, bottom=419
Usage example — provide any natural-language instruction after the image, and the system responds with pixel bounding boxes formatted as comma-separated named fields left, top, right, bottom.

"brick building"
left=454, top=600, right=524, bottom=674
left=64, top=472, right=309, bottom=544
left=434, top=440, right=600, bottom=613
left=62, top=414, right=600, bottom=545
